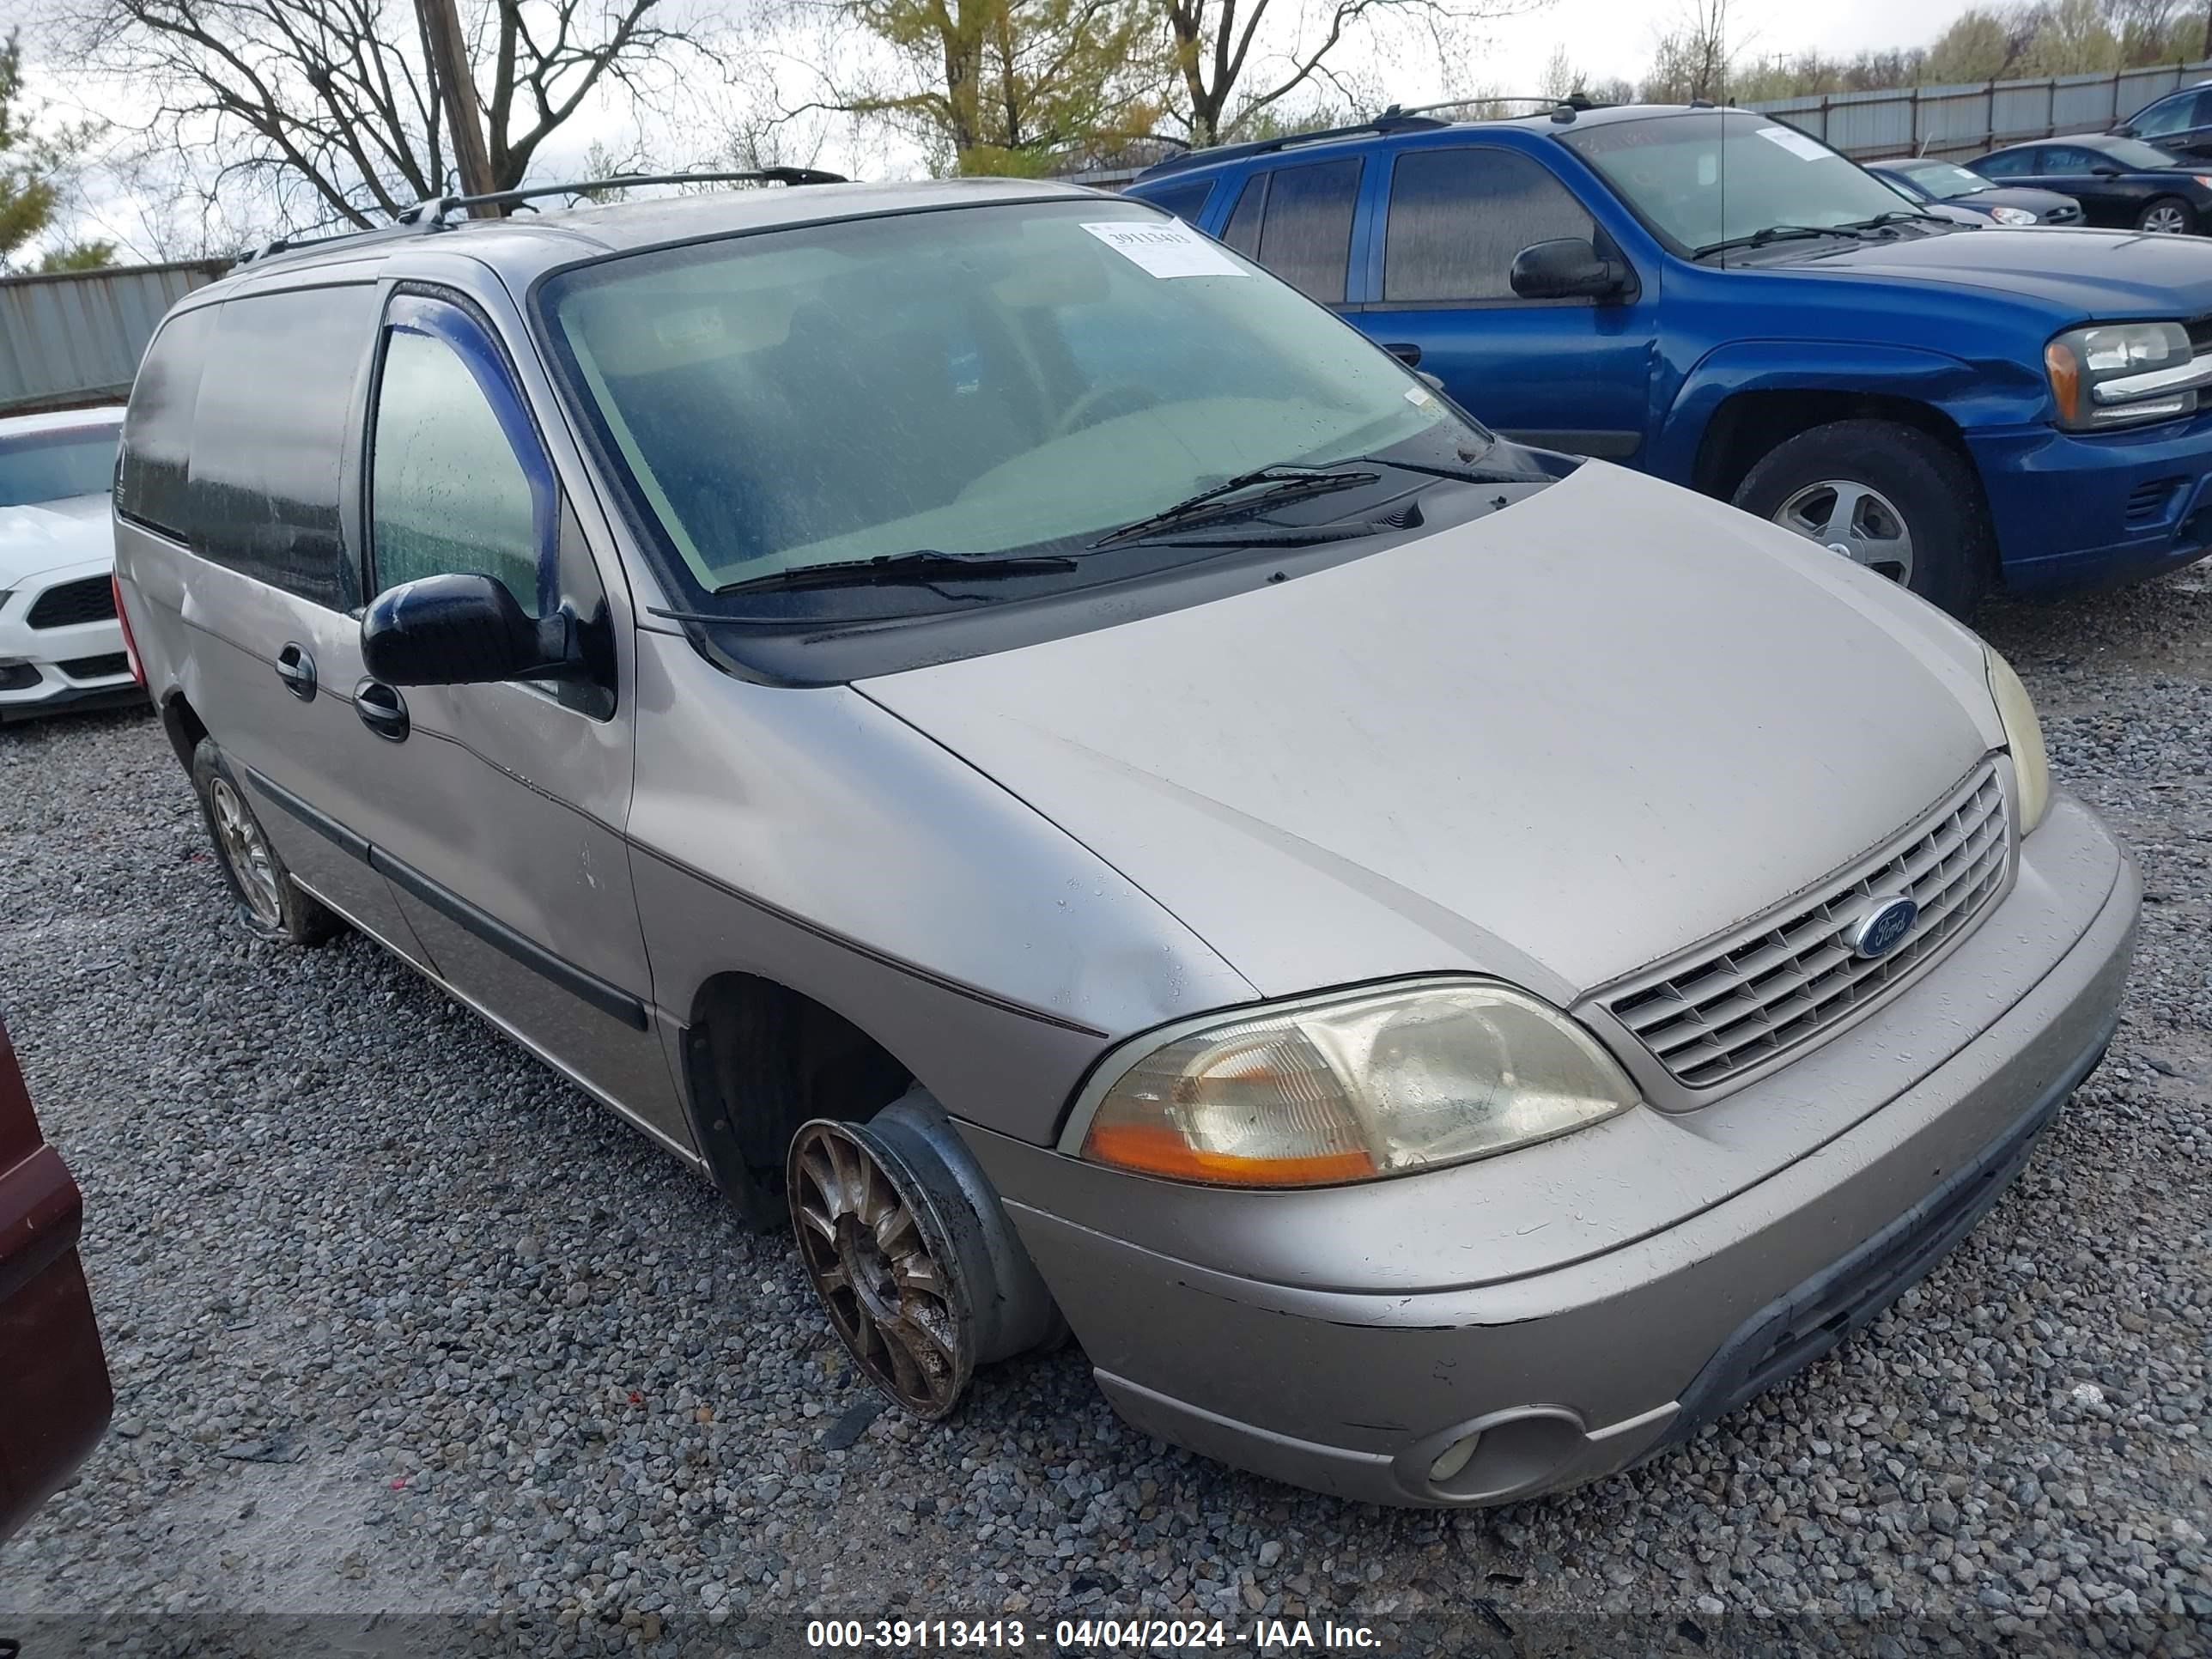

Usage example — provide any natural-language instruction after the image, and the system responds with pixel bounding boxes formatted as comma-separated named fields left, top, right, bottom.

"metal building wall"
left=0, top=260, right=227, bottom=416
left=1753, top=60, right=2212, bottom=159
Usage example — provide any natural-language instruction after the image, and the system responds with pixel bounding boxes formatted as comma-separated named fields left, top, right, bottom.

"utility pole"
left=416, top=0, right=499, bottom=216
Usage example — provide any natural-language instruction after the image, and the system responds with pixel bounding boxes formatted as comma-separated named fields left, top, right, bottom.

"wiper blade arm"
left=1093, top=465, right=1379, bottom=548
left=1692, top=223, right=1864, bottom=258
left=714, top=550, right=1078, bottom=595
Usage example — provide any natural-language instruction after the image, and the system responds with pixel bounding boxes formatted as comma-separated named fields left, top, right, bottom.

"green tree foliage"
left=832, top=0, right=1166, bottom=173
left=0, top=31, right=111, bottom=270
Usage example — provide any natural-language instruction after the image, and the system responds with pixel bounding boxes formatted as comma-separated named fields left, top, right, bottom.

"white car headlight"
left=1071, top=979, right=1638, bottom=1188
left=1990, top=204, right=2039, bottom=226
left=1986, top=646, right=2051, bottom=833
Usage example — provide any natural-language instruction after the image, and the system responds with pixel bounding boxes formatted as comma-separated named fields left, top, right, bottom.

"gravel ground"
left=3, top=574, right=2210, bottom=1658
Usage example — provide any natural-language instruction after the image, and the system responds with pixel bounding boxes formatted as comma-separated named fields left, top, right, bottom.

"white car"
left=0, top=407, right=139, bottom=720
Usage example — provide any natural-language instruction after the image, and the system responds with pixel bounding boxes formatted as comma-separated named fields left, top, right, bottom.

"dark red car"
left=0, top=1012, right=109, bottom=1540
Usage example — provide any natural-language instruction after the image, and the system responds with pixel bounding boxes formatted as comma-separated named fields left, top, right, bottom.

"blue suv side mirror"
left=1510, top=239, right=1635, bottom=302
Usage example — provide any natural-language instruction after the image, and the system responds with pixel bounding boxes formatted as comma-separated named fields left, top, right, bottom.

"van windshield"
left=537, top=199, right=1479, bottom=605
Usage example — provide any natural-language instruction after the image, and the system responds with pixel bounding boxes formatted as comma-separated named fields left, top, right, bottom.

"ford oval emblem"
left=1846, top=896, right=1920, bottom=961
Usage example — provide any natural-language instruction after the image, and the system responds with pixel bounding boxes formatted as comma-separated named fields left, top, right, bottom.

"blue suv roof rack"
left=1131, top=95, right=1603, bottom=180
left=1133, top=113, right=1451, bottom=180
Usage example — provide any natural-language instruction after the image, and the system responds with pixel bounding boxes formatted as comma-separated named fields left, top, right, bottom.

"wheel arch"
left=159, top=689, right=209, bottom=775
left=678, top=969, right=919, bottom=1229
left=1691, top=386, right=1978, bottom=501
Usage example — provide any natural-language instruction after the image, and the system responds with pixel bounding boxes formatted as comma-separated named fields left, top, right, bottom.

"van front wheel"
left=1731, top=419, right=1989, bottom=617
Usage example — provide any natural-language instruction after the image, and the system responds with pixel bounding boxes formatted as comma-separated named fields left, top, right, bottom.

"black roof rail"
left=396, top=167, right=848, bottom=230
left=234, top=226, right=387, bottom=266
left=1131, top=94, right=1618, bottom=179
left=1133, top=113, right=1451, bottom=179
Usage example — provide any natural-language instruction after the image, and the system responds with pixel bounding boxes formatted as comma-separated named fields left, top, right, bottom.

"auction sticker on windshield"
left=1755, top=125, right=1831, bottom=161
left=1082, top=220, right=1248, bottom=278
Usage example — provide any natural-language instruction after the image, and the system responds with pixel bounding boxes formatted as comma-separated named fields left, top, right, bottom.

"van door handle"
left=1382, top=342, right=1423, bottom=367
left=274, top=642, right=317, bottom=702
left=353, top=678, right=410, bottom=742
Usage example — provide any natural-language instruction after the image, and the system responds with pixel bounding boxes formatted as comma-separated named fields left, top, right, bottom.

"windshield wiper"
left=1092, top=465, right=1380, bottom=549
left=714, top=549, right=1078, bottom=595
left=1692, top=223, right=1869, bottom=259
left=1843, top=210, right=1948, bottom=232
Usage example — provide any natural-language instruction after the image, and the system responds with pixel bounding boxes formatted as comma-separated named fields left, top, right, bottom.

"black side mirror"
left=2112, top=124, right=2136, bottom=137
left=361, top=572, right=580, bottom=687
left=1510, top=238, right=1632, bottom=301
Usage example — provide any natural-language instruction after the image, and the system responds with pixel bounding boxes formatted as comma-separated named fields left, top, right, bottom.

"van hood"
left=859, top=464, right=2004, bottom=1007
left=1788, top=223, right=2212, bottom=319
left=0, top=495, right=112, bottom=586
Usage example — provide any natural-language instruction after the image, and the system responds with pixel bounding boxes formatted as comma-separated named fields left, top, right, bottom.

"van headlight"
left=1071, top=980, right=1638, bottom=1188
left=1986, top=646, right=2051, bottom=833
left=2045, top=321, right=2209, bottom=429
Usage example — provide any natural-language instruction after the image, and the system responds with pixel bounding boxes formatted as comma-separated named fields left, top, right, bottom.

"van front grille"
left=1607, top=764, right=2010, bottom=1089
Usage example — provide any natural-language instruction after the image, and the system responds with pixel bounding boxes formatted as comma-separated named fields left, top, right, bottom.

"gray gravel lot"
left=2, top=576, right=2210, bottom=1657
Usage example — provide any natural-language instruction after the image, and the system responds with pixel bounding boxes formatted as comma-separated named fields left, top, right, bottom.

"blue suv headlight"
left=2045, top=321, right=2209, bottom=429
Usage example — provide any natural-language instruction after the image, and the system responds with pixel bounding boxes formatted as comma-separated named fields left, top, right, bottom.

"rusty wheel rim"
left=788, top=1119, right=973, bottom=1419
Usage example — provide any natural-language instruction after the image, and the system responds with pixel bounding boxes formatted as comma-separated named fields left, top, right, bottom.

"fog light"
left=1427, top=1432, right=1483, bottom=1483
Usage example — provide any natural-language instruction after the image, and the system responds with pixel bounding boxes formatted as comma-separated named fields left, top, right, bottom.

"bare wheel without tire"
left=190, top=738, right=343, bottom=945
left=788, top=1117, right=975, bottom=1419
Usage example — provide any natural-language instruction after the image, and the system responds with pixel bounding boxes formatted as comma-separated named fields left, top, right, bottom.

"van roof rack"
left=396, top=167, right=848, bottom=229
left=1132, top=94, right=1606, bottom=179
left=234, top=167, right=848, bottom=265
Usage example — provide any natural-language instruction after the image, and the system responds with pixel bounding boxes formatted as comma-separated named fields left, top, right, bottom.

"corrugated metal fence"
left=1752, top=60, right=2212, bottom=160
left=0, top=259, right=228, bottom=416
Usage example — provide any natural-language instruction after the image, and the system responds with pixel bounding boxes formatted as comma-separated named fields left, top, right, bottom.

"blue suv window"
left=1383, top=149, right=1596, bottom=303
left=1139, top=178, right=1215, bottom=224
left=1216, top=159, right=1362, bottom=304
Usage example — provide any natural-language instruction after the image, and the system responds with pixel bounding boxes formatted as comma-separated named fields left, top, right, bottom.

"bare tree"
left=55, top=0, right=724, bottom=233
left=1638, top=0, right=1731, bottom=102
left=1157, top=0, right=1543, bottom=148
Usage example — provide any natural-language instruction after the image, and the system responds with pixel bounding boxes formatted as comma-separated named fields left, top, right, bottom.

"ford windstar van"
left=113, top=174, right=2138, bottom=1506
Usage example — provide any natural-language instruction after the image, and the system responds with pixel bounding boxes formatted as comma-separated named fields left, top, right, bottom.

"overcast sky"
left=7, top=0, right=1987, bottom=257
left=1478, top=0, right=1967, bottom=94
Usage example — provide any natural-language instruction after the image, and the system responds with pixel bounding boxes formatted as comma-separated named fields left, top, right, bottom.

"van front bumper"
left=959, top=794, right=2137, bottom=1506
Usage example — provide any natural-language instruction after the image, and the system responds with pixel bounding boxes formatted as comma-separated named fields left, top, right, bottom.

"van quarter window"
left=189, top=285, right=377, bottom=609
left=117, top=304, right=218, bottom=543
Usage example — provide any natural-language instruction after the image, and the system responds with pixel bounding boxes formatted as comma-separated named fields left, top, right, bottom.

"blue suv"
left=1126, top=102, right=2212, bottom=614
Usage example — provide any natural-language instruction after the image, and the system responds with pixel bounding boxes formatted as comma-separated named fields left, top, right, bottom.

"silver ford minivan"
left=113, top=174, right=2138, bottom=1507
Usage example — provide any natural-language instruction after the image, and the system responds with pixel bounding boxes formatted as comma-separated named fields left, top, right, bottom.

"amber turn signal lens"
left=2045, top=340, right=2081, bottom=425
left=1081, top=1121, right=1379, bottom=1187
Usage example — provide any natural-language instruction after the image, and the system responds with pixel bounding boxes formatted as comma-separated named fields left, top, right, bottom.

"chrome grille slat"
left=1607, top=765, right=2012, bottom=1089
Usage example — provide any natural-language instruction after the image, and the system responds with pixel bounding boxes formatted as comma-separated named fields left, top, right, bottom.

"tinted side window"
left=2134, top=92, right=2197, bottom=136
left=1222, top=174, right=1265, bottom=257
left=2040, top=146, right=2099, bottom=171
left=1254, top=160, right=1362, bottom=304
left=118, top=304, right=217, bottom=541
left=1139, top=178, right=1215, bottom=225
left=370, top=327, right=543, bottom=617
left=190, top=285, right=376, bottom=608
left=1384, top=149, right=1597, bottom=302
left=1973, top=149, right=2033, bottom=179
